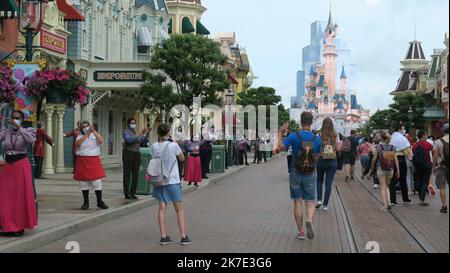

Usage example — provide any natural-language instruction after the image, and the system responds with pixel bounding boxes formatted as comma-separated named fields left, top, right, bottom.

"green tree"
left=369, top=109, right=395, bottom=130
left=389, top=93, right=426, bottom=130
left=141, top=34, right=230, bottom=120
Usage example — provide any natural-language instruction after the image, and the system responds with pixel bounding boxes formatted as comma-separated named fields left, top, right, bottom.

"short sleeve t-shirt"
left=284, top=130, right=322, bottom=173
left=348, top=136, right=359, bottom=155
left=76, top=134, right=101, bottom=156
left=413, top=140, right=434, bottom=165
left=435, top=135, right=449, bottom=165
left=151, top=141, right=182, bottom=185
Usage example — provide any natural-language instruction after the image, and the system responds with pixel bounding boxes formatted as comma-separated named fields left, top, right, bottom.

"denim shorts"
left=152, top=183, right=183, bottom=203
left=289, top=172, right=316, bottom=202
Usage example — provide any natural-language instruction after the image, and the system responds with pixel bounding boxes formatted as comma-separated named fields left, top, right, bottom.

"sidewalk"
left=0, top=153, right=280, bottom=253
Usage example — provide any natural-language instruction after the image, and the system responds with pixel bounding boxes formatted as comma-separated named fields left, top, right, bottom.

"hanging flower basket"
left=25, top=67, right=90, bottom=106
left=0, top=65, right=19, bottom=104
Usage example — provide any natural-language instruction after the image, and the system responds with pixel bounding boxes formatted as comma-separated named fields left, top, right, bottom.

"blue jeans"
left=360, top=155, right=370, bottom=174
left=316, top=158, right=338, bottom=206
left=289, top=172, right=316, bottom=202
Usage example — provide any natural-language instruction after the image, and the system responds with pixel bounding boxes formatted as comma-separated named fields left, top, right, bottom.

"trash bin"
left=136, top=147, right=152, bottom=195
left=211, top=145, right=225, bottom=173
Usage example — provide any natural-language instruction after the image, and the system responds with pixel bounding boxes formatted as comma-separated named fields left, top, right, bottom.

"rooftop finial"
left=414, top=21, right=417, bottom=41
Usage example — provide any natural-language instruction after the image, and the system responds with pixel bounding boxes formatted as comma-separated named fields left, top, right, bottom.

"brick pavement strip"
left=32, top=156, right=351, bottom=253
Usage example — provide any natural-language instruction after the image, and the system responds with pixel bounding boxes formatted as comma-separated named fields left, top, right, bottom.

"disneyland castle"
left=291, top=10, right=370, bottom=136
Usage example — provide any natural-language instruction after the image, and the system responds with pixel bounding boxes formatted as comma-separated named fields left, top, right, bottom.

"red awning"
left=228, top=74, right=239, bottom=84
left=56, top=0, right=84, bottom=21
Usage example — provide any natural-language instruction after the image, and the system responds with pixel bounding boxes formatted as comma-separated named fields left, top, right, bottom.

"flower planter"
left=45, top=87, right=67, bottom=104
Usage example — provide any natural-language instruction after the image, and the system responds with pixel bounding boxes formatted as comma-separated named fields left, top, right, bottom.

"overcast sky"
left=201, top=0, right=449, bottom=113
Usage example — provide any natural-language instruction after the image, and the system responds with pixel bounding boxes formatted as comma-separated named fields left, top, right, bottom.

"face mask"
left=82, top=127, right=90, bottom=134
left=400, top=130, right=406, bottom=136
left=13, top=119, right=21, bottom=127
left=129, top=124, right=137, bottom=130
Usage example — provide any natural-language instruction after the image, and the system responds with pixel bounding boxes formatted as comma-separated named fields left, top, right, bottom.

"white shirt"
left=151, top=141, right=182, bottom=185
left=76, top=134, right=101, bottom=156
left=390, top=132, right=411, bottom=152
left=427, top=138, right=435, bottom=163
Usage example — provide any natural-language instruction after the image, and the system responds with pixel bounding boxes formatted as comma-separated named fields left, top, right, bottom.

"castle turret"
left=323, top=9, right=338, bottom=96
left=340, top=66, right=347, bottom=93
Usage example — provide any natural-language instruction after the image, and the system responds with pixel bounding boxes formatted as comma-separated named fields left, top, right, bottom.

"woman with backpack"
left=358, top=138, right=372, bottom=180
left=148, top=124, right=191, bottom=245
left=371, top=131, right=400, bottom=211
left=316, top=118, right=342, bottom=211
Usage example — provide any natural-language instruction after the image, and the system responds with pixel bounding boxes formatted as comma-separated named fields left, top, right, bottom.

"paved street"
left=31, top=155, right=449, bottom=253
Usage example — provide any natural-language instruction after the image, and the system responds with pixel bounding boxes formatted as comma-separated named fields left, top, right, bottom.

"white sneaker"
left=322, top=206, right=329, bottom=211
left=373, top=184, right=379, bottom=189
left=315, top=201, right=322, bottom=209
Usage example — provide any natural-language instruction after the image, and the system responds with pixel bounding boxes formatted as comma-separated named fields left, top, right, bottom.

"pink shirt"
left=0, top=127, right=37, bottom=155
left=358, top=143, right=370, bottom=156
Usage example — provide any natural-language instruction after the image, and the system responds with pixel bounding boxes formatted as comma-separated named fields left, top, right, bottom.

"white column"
left=44, top=107, right=55, bottom=175
left=55, top=107, right=66, bottom=173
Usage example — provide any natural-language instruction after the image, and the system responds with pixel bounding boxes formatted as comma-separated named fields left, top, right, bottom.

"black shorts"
left=343, top=153, right=356, bottom=165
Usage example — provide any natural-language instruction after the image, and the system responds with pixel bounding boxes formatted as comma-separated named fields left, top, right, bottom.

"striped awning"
left=0, top=0, right=19, bottom=19
left=137, top=26, right=152, bottom=47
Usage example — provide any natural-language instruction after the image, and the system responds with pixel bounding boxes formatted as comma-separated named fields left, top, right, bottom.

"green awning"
left=182, top=17, right=195, bottom=34
left=168, top=18, right=172, bottom=34
left=196, top=20, right=210, bottom=35
left=0, top=0, right=19, bottom=19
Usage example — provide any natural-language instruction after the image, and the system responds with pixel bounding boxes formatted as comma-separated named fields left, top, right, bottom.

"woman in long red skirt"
left=184, top=136, right=203, bottom=187
left=0, top=110, right=37, bottom=237
left=74, top=121, right=108, bottom=210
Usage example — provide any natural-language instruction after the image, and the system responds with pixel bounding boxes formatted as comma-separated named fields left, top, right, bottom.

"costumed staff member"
left=64, top=121, right=81, bottom=173
left=33, top=121, right=54, bottom=179
left=0, top=111, right=37, bottom=237
left=74, top=121, right=108, bottom=210
left=184, top=135, right=203, bottom=187
left=122, top=118, right=150, bottom=200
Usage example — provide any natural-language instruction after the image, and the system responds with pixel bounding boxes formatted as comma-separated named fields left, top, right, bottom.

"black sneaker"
left=350, top=176, right=355, bottom=181
left=420, top=202, right=430, bottom=207
left=345, top=177, right=349, bottom=183
left=160, top=236, right=173, bottom=245
left=181, top=236, right=192, bottom=245
left=97, top=201, right=109, bottom=210
left=440, top=206, right=448, bottom=213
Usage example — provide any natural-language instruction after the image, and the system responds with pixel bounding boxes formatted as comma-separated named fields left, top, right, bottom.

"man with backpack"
left=342, top=130, right=359, bottom=182
left=412, top=131, right=436, bottom=207
left=277, top=112, right=322, bottom=241
left=433, top=123, right=449, bottom=213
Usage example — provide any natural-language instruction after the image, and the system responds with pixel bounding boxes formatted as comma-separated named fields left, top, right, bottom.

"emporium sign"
left=40, top=30, right=67, bottom=54
left=93, top=71, right=145, bottom=82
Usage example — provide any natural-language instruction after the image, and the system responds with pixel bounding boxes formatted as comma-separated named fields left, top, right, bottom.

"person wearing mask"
left=412, top=131, right=436, bottom=207
left=184, top=135, right=203, bottom=187
left=0, top=111, right=37, bottom=237
left=433, top=123, right=449, bottom=213
left=337, top=133, right=345, bottom=172
left=404, top=129, right=416, bottom=195
left=316, top=118, right=341, bottom=211
left=199, top=135, right=212, bottom=179
left=253, top=137, right=261, bottom=164
left=64, top=121, right=81, bottom=173
left=371, top=131, right=400, bottom=211
left=33, top=121, right=54, bottom=179
left=237, top=136, right=250, bottom=166
left=358, top=137, right=371, bottom=180
left=122, top=118, right=149, bottom=200
left=149, top=124, right=191, bottom=245
left=74, top=121, right=108, bottom=210
left=277, top=112, right=322, bottom=240
left=389, top=125, right=413, bottom=206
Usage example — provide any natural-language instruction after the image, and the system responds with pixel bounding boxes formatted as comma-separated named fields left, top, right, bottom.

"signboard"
left=40, top=30, right=67, bottom=54
left=12, top=63, right=40, bottom=122
left=93, top=71, right=145, bottom=82
left=79, top=68, right=88, bottom=81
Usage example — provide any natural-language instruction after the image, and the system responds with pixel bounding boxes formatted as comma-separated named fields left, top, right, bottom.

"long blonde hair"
left=320, top=118, right=336, bottom=146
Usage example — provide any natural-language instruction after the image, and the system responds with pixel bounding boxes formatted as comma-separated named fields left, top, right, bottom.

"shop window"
left=108, top=110, right=114, bottom=155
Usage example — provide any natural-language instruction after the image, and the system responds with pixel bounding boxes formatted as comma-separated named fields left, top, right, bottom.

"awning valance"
left=137, top=26, right=152, bottom=47
left=182, top=17, right=195, bottom=34
left=0, top=0, right=19, bottom=19
left=56, top=0, right=85, bottom=21
left=196, top=20, right=210, bottom=35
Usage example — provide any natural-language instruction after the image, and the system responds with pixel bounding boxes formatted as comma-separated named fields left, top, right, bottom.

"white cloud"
left=366, top=0, right=381, bottom=6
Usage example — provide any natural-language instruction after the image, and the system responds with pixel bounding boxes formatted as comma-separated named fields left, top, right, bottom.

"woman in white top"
left=151, top=124, right=191, bottom=245
left=74, top=121, right=108, bottom=210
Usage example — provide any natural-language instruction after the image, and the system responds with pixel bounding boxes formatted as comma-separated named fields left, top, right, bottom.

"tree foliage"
left=389, top=93, right=426, bottom=130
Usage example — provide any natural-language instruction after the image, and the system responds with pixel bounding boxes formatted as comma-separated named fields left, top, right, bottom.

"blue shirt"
left=123, top=128, right=147, bottom=145
left=284, top=130, right=322, bottom=173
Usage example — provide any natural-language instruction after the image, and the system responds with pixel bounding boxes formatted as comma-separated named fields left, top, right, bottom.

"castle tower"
left=339, top=65, right=347, bottom=94
left=323, top=9, right=338, bottom=96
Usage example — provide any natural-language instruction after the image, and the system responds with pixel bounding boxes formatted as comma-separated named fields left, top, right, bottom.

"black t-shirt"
left=348, top=136, right=359, bottom=155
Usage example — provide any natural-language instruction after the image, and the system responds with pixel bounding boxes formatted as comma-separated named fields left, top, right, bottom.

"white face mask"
left=129, top=124, right=137, bottom=130
left=13, top=119, right=22, bottom=126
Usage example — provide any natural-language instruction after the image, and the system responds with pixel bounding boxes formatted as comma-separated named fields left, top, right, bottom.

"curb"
left=0, top=165, right=246, bottom=253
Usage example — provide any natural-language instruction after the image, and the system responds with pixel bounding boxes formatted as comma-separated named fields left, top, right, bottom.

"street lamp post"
left=226, top=89, right=234, bottom=168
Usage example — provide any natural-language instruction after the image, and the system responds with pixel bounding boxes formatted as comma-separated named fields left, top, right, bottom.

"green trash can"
left=136, top=147, right=152, bottom=195
left=211, top=145, right=225, bottom=173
